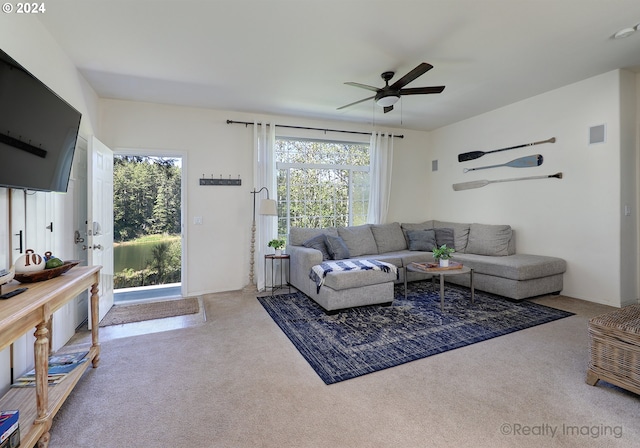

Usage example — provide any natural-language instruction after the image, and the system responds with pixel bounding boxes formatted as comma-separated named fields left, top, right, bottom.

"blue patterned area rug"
left=258, top=281, right=574, bottom=384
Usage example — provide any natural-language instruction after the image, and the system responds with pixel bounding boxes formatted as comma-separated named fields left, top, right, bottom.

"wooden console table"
left=0, top=265, right=101, bottom=448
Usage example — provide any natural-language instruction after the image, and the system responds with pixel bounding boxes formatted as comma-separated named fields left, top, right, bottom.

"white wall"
left=386, top=131, right=434, bottom=223
left=98, top=99, right=431, bottom=295
left=428, top=70, right=638, bottom=307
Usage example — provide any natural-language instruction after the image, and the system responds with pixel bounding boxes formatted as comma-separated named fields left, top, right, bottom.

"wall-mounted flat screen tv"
left=0, top=48, right=82, bottom=192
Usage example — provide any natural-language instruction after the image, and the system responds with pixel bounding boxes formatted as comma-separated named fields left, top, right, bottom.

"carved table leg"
left=90, top=282, right=101, bottom=368
left=34, top=320, right=51, bottom=446
left=36, top=430, right=51, bottom=448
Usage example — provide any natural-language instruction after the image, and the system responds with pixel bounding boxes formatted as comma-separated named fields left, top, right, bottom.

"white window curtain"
left=367, top=132, right=394, bottom=224
left=253, top=121, right=277, bottom=291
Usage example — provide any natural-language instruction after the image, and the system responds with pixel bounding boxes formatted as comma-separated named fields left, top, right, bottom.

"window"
left=275, top=138, right=370, bottom=238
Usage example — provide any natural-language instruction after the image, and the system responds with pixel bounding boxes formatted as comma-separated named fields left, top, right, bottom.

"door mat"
left=99, top=297, right=200, bottom=327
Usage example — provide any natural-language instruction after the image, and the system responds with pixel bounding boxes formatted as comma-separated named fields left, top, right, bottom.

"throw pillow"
left=434, top=227, right=455, bottom=249
left=337, top=225, right=378, bottom=257
left=406, top=229, right=437, bottom=251
left=371, top=222, right=407, bottom=253
left=433, top=221, right=471, bottom=252
left=401, top=221, right=435, bottom=247
left=465, top=223, right=512, bottom=256
left=302, top=234, right=331, bottom=260
left=325, top=235, right=350, bottom=260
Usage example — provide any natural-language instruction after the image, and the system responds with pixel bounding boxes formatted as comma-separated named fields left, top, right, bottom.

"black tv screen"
left=0, top=48, right=82, bottom=192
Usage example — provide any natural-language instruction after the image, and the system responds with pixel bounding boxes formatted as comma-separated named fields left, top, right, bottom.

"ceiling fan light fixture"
left=338, top=63, right=443, bottom=112
left=376, top=94, right=400, bottom=107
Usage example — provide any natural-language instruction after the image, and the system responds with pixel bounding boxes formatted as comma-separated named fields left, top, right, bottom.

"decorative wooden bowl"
left=14, top=261, right=80, bottom=283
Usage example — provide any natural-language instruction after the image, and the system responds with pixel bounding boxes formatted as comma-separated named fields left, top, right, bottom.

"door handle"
left=14, top=230, right=23, bottom=253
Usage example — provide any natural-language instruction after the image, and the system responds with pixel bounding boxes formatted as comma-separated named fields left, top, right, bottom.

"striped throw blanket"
left=310, top=259, right=398, bottom=293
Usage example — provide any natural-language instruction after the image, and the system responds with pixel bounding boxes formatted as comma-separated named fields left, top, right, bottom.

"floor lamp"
left=248, top=187, right=277, bottom=289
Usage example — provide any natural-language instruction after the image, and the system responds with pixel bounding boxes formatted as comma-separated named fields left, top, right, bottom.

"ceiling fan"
left=337, top=62, right=445, bottom=113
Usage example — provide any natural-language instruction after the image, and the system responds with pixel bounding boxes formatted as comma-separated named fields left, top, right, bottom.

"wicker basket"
left=586, top=304, right=640, bottom=395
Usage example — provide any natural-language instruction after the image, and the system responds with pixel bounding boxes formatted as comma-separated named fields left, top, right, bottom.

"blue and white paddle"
left=463, top=154, right=543, bottom=173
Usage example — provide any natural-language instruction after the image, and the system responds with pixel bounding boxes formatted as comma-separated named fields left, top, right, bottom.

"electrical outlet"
left=194, top=216, right=203, bottom=225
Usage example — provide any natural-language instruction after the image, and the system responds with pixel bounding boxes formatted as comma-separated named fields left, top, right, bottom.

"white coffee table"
left=404, top=263, right=474, bottom=312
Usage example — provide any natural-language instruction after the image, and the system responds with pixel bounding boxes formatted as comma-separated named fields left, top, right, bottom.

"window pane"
left=276, top=138, right=370, bottom=236
left=276, top=139, right=369, bottom=166
left=351, top=170, right=369, bottom=225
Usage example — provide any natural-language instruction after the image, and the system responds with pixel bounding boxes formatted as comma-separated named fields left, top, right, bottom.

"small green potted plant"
left=432, top=244, right=455, bottom=267
left=268, top=238, right=286, bottom=256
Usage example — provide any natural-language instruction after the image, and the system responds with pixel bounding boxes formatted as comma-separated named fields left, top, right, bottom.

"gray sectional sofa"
left=287, top=220, right=566, bottom=312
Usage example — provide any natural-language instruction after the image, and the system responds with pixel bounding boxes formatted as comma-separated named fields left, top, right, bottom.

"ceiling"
left=37, top=0, right=640, bottom=132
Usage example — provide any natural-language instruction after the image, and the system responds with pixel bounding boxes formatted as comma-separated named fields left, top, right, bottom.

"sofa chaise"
left=287, top=220, right=566, bottom=312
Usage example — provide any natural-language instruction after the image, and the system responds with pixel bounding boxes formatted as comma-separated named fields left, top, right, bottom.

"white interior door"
left=88, top=136, right=114, bottom=327
left=72, top=137, right=89, bottom=267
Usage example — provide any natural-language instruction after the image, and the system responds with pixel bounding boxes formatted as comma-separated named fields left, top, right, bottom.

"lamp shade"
left=376, top=94, right=400, bottom=107
left=259, top=198, right=278, bottom=216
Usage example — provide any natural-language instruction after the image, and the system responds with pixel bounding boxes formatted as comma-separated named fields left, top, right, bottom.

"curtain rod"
left=226, top=120, right=404, bottom=139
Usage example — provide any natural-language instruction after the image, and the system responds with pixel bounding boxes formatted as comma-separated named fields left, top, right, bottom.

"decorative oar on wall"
left=463, top=154, right=543, bottom=173
left=458, top=137, right=555, bottom=162
left=452, top=172, right=563, bottom=191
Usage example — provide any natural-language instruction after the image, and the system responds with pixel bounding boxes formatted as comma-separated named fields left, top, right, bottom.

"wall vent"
left=589, top=124, right=606, bottom=145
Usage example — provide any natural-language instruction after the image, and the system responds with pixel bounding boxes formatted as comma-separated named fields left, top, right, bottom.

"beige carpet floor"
left=99, top=297, right=200, bottom=327
left=50, top=289, right=639, bottom=448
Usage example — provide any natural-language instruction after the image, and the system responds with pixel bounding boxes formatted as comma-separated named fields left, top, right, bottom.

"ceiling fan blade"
left=390, top=62, right=433, bottom=90
left=399, top=86, right=446, bottom=95
left=337, top=95, right=376, bottom=110
left=383, top=105, right=394, bottom=113
left=344, top=82, right=380, bottom=92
